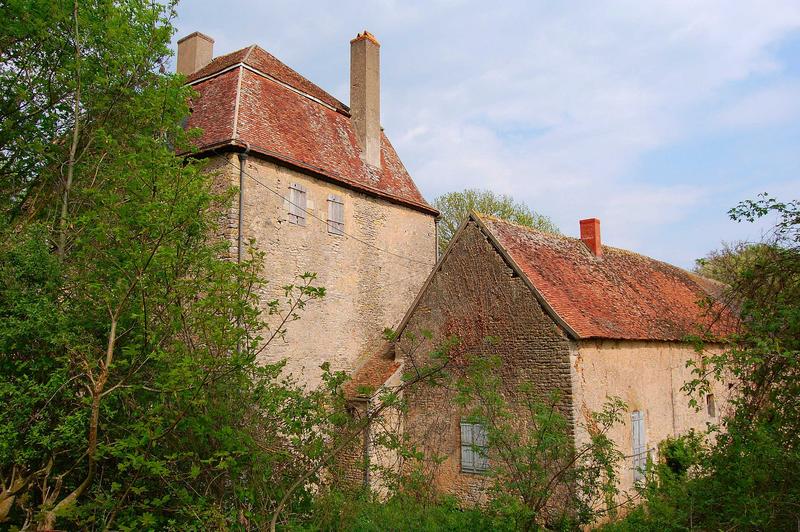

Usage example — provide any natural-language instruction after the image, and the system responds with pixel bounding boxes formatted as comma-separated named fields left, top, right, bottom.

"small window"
left=706, top=394, right=716, bottom=418
left=288, top=183, right=307, bottom=226
left=460, top=421, right=488, bottom=473
left=327, top=194, right=344, bottom=235
left=632, top=411, right=647, bottom=483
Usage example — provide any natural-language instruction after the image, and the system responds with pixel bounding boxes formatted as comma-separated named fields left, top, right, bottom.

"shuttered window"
left=288, top=183, right=306, bottom=226
left=460, top=421, right=489, bottom=473
left=632, top=411, right=647, bottom=483
left=327, top=194, right=344, bottom=235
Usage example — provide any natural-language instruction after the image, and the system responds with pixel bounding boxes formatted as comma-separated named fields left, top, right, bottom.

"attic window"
left=460, top=421, right=489, bottom=473
left=706, top=394, right=716, bottom=418
left=288, top=183, right=307, bottom=226
left=327, top=194, right=344, bottom=235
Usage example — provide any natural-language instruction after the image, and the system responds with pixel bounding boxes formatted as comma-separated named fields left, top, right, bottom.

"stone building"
left=350, top=212, right=734, bottom=499
left=175, top=31, right=438, bottom=385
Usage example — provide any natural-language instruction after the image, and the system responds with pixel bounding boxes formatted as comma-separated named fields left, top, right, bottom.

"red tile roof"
left=344, top=343, right=400, bottom=399
left=184, top=45, right=437, bottom=215
left=476, top=214, right=736, bottom=341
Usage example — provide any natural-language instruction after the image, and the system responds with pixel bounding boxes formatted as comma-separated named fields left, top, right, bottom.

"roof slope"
left=477, top=214, right=735, bottom=341
left=184, top=45, right=436, bottom=215
left=344, top=343, right=400, bottom=399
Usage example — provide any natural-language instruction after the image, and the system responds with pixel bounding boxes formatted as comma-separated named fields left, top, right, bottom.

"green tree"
left=693, top=241, right=775, bottom=285
left=0, top=1, right=341, bottom=529
left=434, top=189, right=559, bottom=255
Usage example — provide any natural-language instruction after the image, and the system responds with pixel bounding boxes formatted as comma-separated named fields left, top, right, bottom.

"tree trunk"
left=57, top=0, right=81, bottom=262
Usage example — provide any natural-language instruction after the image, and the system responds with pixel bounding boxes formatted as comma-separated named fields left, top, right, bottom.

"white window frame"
left=460, top=420, right=489, bottom=473
left=327, top=194, right=344, bottom=235
left=288, top=183, right=307, bottom=226
left=632, top=410, right=647, bottom=483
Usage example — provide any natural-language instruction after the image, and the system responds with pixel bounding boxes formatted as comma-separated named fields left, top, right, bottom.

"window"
left=460, top=421, right=488, bottom=473
left=288, top=183, right=307, bottom=226
left=706, top=394, right=716, bottom=418
left=631, top=411, right=647, bottom=483
left=327, top=194, right=344, bottom=235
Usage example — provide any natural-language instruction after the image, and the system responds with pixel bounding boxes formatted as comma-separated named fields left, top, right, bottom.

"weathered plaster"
left=214, top=153, right=436, bottom=387
left=571, top=339, right=731, bottom=495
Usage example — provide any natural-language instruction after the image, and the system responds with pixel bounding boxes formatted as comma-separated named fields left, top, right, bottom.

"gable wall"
left=214, top=152, right=436, bottom=386
left=397, top=220, right=574, bottom=502
left=571, top=339, right=732, bottom=496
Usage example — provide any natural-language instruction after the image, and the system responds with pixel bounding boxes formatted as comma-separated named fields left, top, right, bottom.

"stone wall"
left=570, top=339, right=732, bottom=496
left=397, top=220, right=574, bottom=503
left=213, top=152, right=436, bottom=386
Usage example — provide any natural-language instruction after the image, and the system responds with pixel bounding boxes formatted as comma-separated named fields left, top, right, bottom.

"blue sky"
left=172, top=0, right=800, bottom=268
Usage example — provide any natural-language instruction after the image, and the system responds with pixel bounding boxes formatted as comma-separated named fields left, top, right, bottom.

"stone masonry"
left=397, top=220, right=574, bottom=502
left=215, top=152, right=436, bottom=386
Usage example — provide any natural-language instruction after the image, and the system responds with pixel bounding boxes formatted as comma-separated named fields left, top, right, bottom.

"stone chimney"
left=350, top=31, right=381, bottom=168
left=177, top=32, right=214, bottom=76
left=580, top=218, right=602, bottom=257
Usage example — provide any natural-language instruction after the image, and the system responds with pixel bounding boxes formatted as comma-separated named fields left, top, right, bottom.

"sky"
left=172, top=0, right=800, bottom=269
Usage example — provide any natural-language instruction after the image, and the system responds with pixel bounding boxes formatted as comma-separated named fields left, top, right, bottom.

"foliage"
left=606, top=194, right=800, bottom=531
left=0, top=1, right=358, bottom=529
left=433, top=189, right=559, bottom=255
left=693, top=241, right=775, bottom=285
left=294, top=490, right=509, bottom=532
left=452, top=354, right=626, bottom=530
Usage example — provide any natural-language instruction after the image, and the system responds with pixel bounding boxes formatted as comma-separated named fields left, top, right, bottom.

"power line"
left=218, top=155, right=434, bottom=270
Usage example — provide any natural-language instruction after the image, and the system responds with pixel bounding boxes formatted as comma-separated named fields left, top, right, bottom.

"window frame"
left=460, top=420, right=489, bottom=474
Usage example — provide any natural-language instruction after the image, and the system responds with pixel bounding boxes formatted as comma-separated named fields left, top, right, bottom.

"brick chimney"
left=580, top=218, right=602, bottom=257
left=350, top=31, right=381, bottom=168
left=177, top=32, right=214, bottom=76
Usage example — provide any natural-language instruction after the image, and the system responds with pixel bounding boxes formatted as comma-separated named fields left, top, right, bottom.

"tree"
left=0, top=1, right=336, bottom=528
left=693, top=241, right=775, bottom=285
left=434, top=189, right=559, bottom=255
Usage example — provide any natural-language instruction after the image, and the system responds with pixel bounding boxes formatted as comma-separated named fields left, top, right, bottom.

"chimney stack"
left=177, top=32, right=214, bottom=76
left=580, top=218, right=602, bottom=257
left=350, top=31, right=381, bottom=168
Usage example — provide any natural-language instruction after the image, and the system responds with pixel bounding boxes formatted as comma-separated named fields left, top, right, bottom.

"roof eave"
left=182, top=139, right=439, bottom=217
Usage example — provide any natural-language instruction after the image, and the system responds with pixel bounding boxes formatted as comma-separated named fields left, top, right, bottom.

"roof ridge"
left=242, top=44, right=257, bottom=63
left=481, top=213, right=719, bottom=285
left=475, top=212, right=572, bottom=241
left=242, top=45, right=349, bottom=113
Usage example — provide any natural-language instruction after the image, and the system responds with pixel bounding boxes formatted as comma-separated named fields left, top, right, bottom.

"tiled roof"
left=476, top=214, right=736, bottom=341
left=344, top=343, right=400, bottom=399
left=184, top=45, right=437, bottom=215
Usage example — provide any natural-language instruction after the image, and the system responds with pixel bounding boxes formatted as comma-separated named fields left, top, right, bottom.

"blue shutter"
left=460, top=422, right=474, bottom=472
left=632, top=411, right=646, bottom=483
left=327, top=194, right=344, bottom=235
left=461, top=421, right=488, bottom=473
left=288, top=183, right=307, bottom=226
